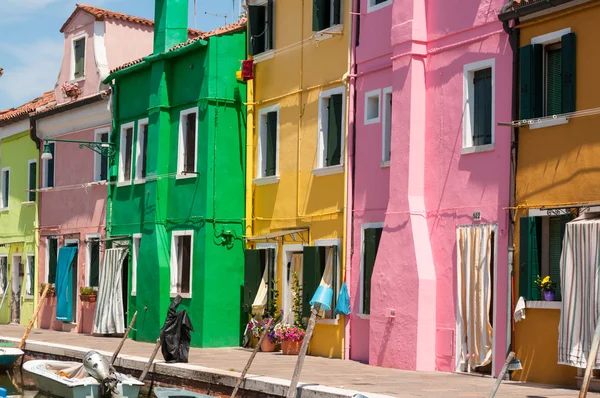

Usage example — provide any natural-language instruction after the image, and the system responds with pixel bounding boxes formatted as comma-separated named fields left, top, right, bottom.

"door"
left=283, top=250, right=303, bottom=325
left=10, top=255, right=22, bottom=324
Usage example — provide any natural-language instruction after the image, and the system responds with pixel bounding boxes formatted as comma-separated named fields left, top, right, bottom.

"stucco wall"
left=104, top=20, right=154, bottom=70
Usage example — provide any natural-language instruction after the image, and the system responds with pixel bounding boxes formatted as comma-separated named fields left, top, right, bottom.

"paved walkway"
left=1, top=325, right=598, bottom=397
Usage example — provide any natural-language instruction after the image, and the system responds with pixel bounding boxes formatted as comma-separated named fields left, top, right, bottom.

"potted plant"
left=79, top=286, right=97, bottom=303
left=247, top=318, right=277, bottom=352
left=275, top=271, right=306, bottom=355
left=61, top=81, right=81, bottom=100
left=40, top=283, right=55, bottom=298
left=535, top=275, right=556, bottom=301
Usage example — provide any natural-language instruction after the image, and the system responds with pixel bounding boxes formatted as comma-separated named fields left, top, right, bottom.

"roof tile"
left=0, top=91, right=56, bottom=125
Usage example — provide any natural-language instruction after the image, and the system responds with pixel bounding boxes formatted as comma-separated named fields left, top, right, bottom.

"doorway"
left=10, top=254, right=22, bottom=325
left=282, top=245, right=304, bottom=325
left=121, top=253, right=129, bottom=327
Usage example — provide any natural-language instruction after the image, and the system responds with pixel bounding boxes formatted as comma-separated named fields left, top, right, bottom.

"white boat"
left=0, top=347, right=24, bottom=370
left=153, top=387, right=211, bottom=397
left=23, top=359, right=144, bottom=398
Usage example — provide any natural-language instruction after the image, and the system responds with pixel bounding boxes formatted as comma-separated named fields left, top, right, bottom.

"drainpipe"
left=106, top=82, right=118, bottom=238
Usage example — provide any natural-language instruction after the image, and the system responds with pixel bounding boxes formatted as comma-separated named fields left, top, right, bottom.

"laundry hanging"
left=93, top=248, right=128, bottom=335
left=456, top=225, right=494, bottom=370
left=284, top=253, right=303, bottom=324
left=558, top=214, right=600, bottom=368
left=55, top=246, right=78, bottom=322
left=251, top=265, right=269, bottom=317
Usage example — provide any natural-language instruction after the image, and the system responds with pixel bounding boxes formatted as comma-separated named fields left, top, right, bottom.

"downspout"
left=246, top=31, right=255, bottom=239
left=343, top=0, right=359, bottom=361
left=106, top=82, right=119, bottom=238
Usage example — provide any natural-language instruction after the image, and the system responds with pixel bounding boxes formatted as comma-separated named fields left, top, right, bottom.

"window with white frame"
left=316, top=87, right=345, bottom=172
left=364, top=89, right=381, bottom=125
left=42, top=143, right=55, bottom=188
left=136, top=120, right=149, bottom=181
left=382, top=87, right=392, bottom=164
left=25, top=254, right=35, bottom=297
left=86, top=237, right=100, bottom=287
left=72, top=36, right=86, bottom=80
left=170, top=231, right=193, bottom=297
left=178, top=109, right=198, bottom=176
left=257, top=105, right=279, bottom=180
left=311, top=241, right=340, bottom=320
left=119, top=123, right=134, bottom=183
left=0, top=256, right=7, bottom=295
left=94, top=129, right=109, bottom=182
left=360, top=225, right=383, bottom=315
left=248, top=0, right=274, bottom=56
left=368, top=0, right=392, bottom=13
left=463, top=59, right=494, bottom=151
left=27, top=160, right=36, bottom=202
left=132, top=234, right=141, bottom=296
left=1, top=167, right=9, bottom=209
left=46, top=237, right=58, bottom=284
left=312, top=0, right=342, bottom=31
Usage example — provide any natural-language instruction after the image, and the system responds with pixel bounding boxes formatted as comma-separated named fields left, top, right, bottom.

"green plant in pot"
left=39, top=283, right=55, bottom=298
left=534, top=275, right=556, bottom=301
left=79, top=286, right=97, bottom=303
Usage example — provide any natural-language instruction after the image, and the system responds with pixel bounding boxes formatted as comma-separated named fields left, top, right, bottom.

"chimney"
left=153, top=0, right=189, bottom=54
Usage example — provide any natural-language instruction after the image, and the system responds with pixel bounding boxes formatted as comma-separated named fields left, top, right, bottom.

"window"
left=313, top=0, right=342, bottom=31
left=315, top=87, right=345, bottom=174
left=94, top=129, right=109, bottom=182
left=248, top=0, right=274, bottom=56
left=463, top=60, right=494, bottom=152
left=368, top=0, right=392, bottom=13
left=170, top=231, right=193, bottom=297
left=72, top=36, right=86, bottom=80
left=520, top=29, right=575, bottom=121
left=86, top=237, right=100, bottom=288
left=136, top=120, right=149, bottom=181
left=178, top=109, right=198, bottom=176
left=0, top=256, right=7, bottom=296
left=46, top=237, right=58, bottom=284
left=519, top=213, right=573, bottom=301
left=25, top=255, right=35, bottom=297
left=382, top=87, right=392, bottom=165
left=302, top=241, right=340, bottom=320
left=256, top=105, right=279, bottom=183
left=1, top=167, right=9, bottom=209
left=243, top=246, right=277, bottom=315
left=364, top=89, right=380, bottom=125
left=119, top=123, right=134, bottom=183
left=132, top=234, right=141, bottom=296
left=42, top=143, right=55, bottom=188
left=27, top=160, right=36, bottom=202
left=361, top=225, right=383, bottom=315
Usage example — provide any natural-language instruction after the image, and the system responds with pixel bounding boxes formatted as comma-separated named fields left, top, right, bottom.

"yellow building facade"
left=508, top=0, right=600, bottom=387
left=245, top=0, right=351, bottom=358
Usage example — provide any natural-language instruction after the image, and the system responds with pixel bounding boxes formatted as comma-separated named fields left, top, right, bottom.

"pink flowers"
left=274, top=323, right=305, bottom=342
left=61, top=81, right=81, bottom=100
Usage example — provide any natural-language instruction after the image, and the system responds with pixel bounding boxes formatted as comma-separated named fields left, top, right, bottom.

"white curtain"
left=456, top=225, right=494, bottom=371
left=252, top=266, right=269, bottom=317
left=316, top=247, right=334, bottom=317
left=0, top=259, right=5, bottom=295
left=93, top=248, right=127, bottom=335
left=284, top=254, right=303, bottom=324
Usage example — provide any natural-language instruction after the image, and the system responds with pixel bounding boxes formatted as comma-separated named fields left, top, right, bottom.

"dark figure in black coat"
left=160, top=294, right=194, bottom=363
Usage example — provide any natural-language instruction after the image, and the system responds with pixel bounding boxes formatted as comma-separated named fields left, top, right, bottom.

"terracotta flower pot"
left=260, top=338, right=277, bottom=352
left=281, top=340, right=302, bottom=355
left=80, top=294, right=97, bottom=303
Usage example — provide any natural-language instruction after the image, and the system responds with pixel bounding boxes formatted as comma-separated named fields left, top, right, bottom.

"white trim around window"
left=45, top=237, right=58, bottom=284
left=70, top=33, right=87, bottom=82
left=135, top=118, right=149, bottom=184
left=364, top=89, right=381, bottom=125
left=132, top=233, right=141, bottom=296
left=0, top=255, right=8, bottom=296
left=381, top=86, right=392, bottom=166
left=462, top=58, right=495, bottom=155
left=367, top=0, right=393, bottom=13
left=177, top=108, right=199, bottom=179
left=314, top=86, right=346, bottom=176
left=314, top=238, right=341, bottom=325
left=94, top=127, right=110, bottom=182
left=255, top=104, right=280, bottom=186
left=25, top=254, right=35, bottom=299
left=0, top=167, right=10, bottom=211
left=170, top=230, right=194, bottom=298
left=256, top=242, right=278, bottom=281
left=118, top=122, right=135, bottom=185
left=85, top=234, right=100, bottom=287
left=358, top=222, right=384, bottom=318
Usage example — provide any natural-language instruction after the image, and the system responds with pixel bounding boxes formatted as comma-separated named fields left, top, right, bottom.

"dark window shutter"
left=249, top=5, right=266, bottom=55
left=47, top=144, right=55, bottom=188
left=333, top=0, right=341, bottom=25
left=125, top=128, right=133, bottom=180
left=473, top=68, right=492, bottom=146
left=48, top=239, right=58, bottom=284
left=267, top=0, right=274, bottom=50
left=519, top=217, right=541, bottom=300
left=355, top=1, right=361, bottom=47
left=185, top=114, right=196, bottom=173
left=28, top=161, right=36, bottom=202
left=141, top=125, right=148, bottom=178
left=532, top=44, right=544, bottom=118
left=519, top=44, right=543, bottom=120
left=546, top=46, right=562, bottom=116
left=363, top=227, right=382, bottom=315
left=89, top=241, right=100, bottom=287
left=265, top=111, right=277, bottom=176
left=326, top=94, right=343, bottom=167
left=244, top=250, right=266, bottom=313
left=302, top=246, right=325, bottom=317
left=74, top=39, right=85, bottom=79
left=100, top=133, right=108, bottom=181
left=266, top=248, right=276, bottom=316
left=561, top=32, right=576, bottom=114
left=313, top=0, right=330, bottom=31
left=548, top=214, right=573, bottom=301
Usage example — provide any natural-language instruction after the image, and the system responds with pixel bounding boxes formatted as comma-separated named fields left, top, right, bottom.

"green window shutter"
left=302, top=246, right=325, bottom=317
left=266, top=248, right=276, bottom=317
left=28, top=161, right=36, bottom=202
left=265, top=111, right=277, bottom=176
left=326, top=94, right=343, bottom=167
left=548, top=214, right=574, bottom=301
left=561, top=32, right=576, bottom=114
left=546, top=46, right=562, bottom=116
left=363, top=227, right=382, bottom=315
left=473, top=68, right=492, bottom=146
left=47, top=144, right=55, bottom=188
left=244, top=250, right=266, bottom=313
left=141, top=126, right=148, bottom=178
left=89, top=241, right=100, bottom=287
left=48, top=239, right=58, bottom=284
left=100, top=133, right=108, bottom=181
left=519, top=44, right=543, bottom=120
left=74, top=39, right=85, bottom=79
left=519, top=217, right=541, bottom=300
left=333, top=0, right=341, bottom=25
left=313, top=0, right=330, bottom=31
left=267, top=0, right=274, bottom=50
left=249, top=5, right=266, bottom=55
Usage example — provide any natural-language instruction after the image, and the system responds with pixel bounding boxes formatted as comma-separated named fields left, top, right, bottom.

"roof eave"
left=498, top=0, right=578, bottom=22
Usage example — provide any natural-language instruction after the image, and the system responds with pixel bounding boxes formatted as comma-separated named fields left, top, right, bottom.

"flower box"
left=80, top=294, right=97, bottom=303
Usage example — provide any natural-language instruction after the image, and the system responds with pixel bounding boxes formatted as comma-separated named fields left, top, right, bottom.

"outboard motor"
left=83, top=350, right=118, bottom=397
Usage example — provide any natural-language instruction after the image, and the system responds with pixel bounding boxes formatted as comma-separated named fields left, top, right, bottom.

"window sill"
left=24, top=295, right=34, bottom=301
left=131, top=292, right=136, bottom=297
left=116, top=181, right=132, bottom=187
left=528, top=116, right=569, bottom=130
left=253, top=50, right=275, bottom=63
left=525, top=300, right=561, bottom=310
left=365, top=117, right=381, bottom=125
left=461, top=144, right=494, bottom=155
left=316, top=318, right=339, bottom=325
left=40, top=187, right=55, bottom=191
left=380, top=160, right=390, bottom=168
left=22, top=201, right=35, bottom=207
left=253, top=175, right=280, bottom=186
left=176, top=173, right=197, bottom=180
left=314, top=24, right=344, bottom=42
left=0, top=208, right=9, bottom=213
left=170, top=292, right=191, bottom=299
left=312, top=165, right=344, bottom=177
left=356, top=314, right=370, bottom=320
left=367, top=0, right=393, bottom=13
left=69, top=76, right=85, bottom=84
left=134, top=178, right=146, bottom=185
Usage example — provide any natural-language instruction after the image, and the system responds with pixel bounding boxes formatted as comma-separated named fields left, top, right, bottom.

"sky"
left=0, top=0, right=242, bottom=110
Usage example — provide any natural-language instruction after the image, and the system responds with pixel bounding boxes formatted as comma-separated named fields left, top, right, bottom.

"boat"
left=23, top=359, right=144, bottom=398
left=153, top=387, right=212, bottom=397
left=0, top=346, right=24, bottom=370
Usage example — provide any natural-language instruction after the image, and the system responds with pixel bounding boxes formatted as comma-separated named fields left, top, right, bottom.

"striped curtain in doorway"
left=93, top=248, right=128, bottom=335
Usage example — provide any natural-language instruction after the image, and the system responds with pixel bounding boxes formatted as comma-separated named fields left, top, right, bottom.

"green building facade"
left=103, top=1, right=247, bottom=347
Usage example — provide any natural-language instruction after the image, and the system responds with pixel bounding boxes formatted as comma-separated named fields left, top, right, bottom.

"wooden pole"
left=488, top=351, right=515, bottom=398
left=580, top=320, right=600, bottom=398
left=0, top=282, right=10, bottom=311
left=286, top=303, right=320, bottom=398
left=18, top=284, right=50, bottom=350
left=231, top=318, right=273, bottom=398
left=110, top=311, right=138, bottom=365
left=139, top=338, right=162, bottom=382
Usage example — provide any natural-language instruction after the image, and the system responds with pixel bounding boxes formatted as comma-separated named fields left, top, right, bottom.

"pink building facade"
left=348, top=0, right=512, bottom=376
